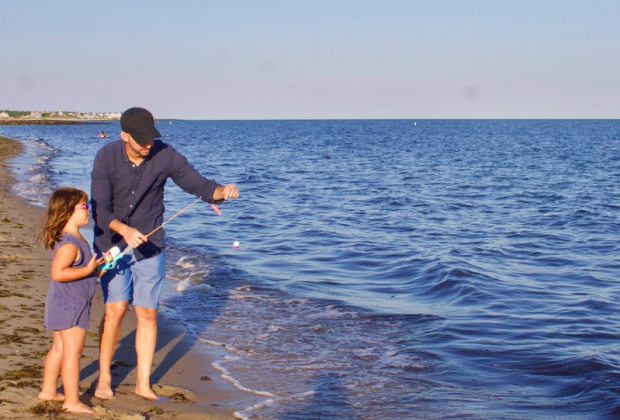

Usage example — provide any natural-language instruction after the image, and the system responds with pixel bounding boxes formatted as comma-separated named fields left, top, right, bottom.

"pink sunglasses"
left=75, top=203, right=90, bottom=210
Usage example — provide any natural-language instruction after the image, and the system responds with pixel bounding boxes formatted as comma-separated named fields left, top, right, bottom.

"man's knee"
left=104, top=301, right=130, bottom=325
left=135, top=306, right=158, bottom=324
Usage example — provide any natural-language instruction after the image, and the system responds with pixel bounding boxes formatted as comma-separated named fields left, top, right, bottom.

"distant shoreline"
left=0, top=119, right=114, bottom=126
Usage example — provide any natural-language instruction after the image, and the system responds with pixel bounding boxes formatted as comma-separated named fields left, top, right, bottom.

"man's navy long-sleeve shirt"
left=91, top=139, right=222, bottom=260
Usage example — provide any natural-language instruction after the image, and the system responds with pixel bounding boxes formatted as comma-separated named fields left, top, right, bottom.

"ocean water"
left=3, top=119, right=620, bottom=419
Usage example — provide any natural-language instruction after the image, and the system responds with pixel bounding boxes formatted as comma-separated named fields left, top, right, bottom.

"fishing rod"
left=98, top=197, right=221, bottom=275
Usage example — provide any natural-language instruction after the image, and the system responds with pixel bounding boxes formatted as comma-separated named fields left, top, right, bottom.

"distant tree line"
left=0, top=110, right=31, bottom=117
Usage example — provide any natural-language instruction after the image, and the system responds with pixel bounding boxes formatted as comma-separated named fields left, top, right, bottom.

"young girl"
left=38, top=188, right=103, bottom=414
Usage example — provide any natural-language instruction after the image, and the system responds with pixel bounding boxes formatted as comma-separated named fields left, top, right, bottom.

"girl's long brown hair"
left=40, top=187, right=88, bottom=249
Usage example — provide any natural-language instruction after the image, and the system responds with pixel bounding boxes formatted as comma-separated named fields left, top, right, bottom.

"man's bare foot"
left=135, top=384, right=158, bottom=400
left=94, top=381, right=115, bottom=400
left=135, top=385, right=169, bottom=402
left=38, top=391, right=65, bottom=401
left=62, top=401, right=94, bottom=414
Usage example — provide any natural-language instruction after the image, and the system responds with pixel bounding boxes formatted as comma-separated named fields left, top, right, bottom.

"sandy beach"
left=0, top=135, right=260, bottom=419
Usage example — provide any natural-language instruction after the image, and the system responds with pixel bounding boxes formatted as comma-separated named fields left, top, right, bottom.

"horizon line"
left=156, top=117, right=620, bottom=121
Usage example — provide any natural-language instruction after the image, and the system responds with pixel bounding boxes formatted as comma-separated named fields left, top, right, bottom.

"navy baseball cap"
left=120, top=107, right=162, bottom=145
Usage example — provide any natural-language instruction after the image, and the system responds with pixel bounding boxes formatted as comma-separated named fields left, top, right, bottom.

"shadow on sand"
left=79, top=247, right=242, bottom=398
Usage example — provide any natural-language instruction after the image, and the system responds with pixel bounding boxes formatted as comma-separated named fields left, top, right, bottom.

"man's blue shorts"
left=98, top=248, right=166, bottom=309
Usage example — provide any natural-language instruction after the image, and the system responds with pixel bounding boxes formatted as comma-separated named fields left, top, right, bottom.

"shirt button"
left=132, top=191, right=135, bottom=194
left=129, top=205, right=133, bottom=208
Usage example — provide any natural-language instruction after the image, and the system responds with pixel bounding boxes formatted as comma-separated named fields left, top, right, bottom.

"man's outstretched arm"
left=168, top=145, right=240, bottom=203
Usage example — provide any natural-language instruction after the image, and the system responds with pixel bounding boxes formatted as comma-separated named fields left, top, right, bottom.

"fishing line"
left=145, top=196, right=203, bottom=239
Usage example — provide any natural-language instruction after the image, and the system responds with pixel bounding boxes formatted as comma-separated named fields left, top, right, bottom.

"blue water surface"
left=3, top=119, right=620, bottom=419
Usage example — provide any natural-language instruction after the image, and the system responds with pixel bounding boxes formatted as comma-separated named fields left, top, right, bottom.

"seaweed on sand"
left=30, top=400, right=65, bottom=417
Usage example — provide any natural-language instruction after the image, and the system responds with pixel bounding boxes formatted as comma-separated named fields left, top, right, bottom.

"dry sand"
left=0, top=136, right=264, bottom=419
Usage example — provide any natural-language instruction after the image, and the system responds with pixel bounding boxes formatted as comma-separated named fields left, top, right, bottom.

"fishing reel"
left=97, top=246, right=125, bottom=277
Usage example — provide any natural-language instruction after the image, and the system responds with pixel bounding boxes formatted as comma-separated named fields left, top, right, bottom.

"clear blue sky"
left=2, top=1, right=619, bottom=119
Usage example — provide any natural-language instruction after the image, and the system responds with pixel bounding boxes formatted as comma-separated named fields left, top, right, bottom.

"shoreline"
left=0, top=120, right=114, bottom=126
left=0, top=135, right=260, bottom=419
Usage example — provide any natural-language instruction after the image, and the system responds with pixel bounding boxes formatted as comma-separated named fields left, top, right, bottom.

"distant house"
left=0, top=112, right=9, bottom=119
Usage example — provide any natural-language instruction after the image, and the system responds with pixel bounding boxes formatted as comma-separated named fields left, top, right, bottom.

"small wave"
left=198, top=338, right=226, bottom=347
left=174, top=280, right=213, bottom=293
left=212, top=359, right=276, bottom=398
left=36, top=141, right=57, bottom=152
left=235, top=391, right=315, bottom=420
left=305, top=306, right=358, bottom=319
left=176, top=256, right=197, bottom=269
left=28, top=173, right=49, bottom=183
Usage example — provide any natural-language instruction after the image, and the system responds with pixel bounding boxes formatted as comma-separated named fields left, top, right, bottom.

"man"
left=91, top=107, right=239, bottom=400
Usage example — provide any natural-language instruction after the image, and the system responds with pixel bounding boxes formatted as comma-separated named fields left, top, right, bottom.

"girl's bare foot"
left=38, top=391, right=65, bottom=401
left=62, top=401, right=94, bottom=415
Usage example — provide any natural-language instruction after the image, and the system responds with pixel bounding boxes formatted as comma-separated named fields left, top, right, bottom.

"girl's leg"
left=58, top=326, right=93, bottom=414
left=38, top=331, right=65, bottom=401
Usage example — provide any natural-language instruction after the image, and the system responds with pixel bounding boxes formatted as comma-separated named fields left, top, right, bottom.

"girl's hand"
left=87, top=254, right=106, bottom=274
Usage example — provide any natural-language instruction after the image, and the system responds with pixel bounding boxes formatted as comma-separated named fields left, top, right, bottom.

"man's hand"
left=223, top=183, right=240, bottom=199
left=215, top=184, right=240, bottom=200
left=121, top=226, right=148, bottom=248
left=110, top=220, right=147, bottom=248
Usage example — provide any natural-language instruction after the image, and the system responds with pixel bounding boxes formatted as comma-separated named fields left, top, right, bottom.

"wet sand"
left=0, top=135, right=262, bottom=419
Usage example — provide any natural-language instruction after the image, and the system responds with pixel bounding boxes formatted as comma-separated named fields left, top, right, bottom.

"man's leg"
left=131, top=250, right=166, bottom=400
left=134, top=306, right=158, bottom=399
left=94, top=250, right=134, bottom=400
left=95, top=301, right=129, bottom=399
